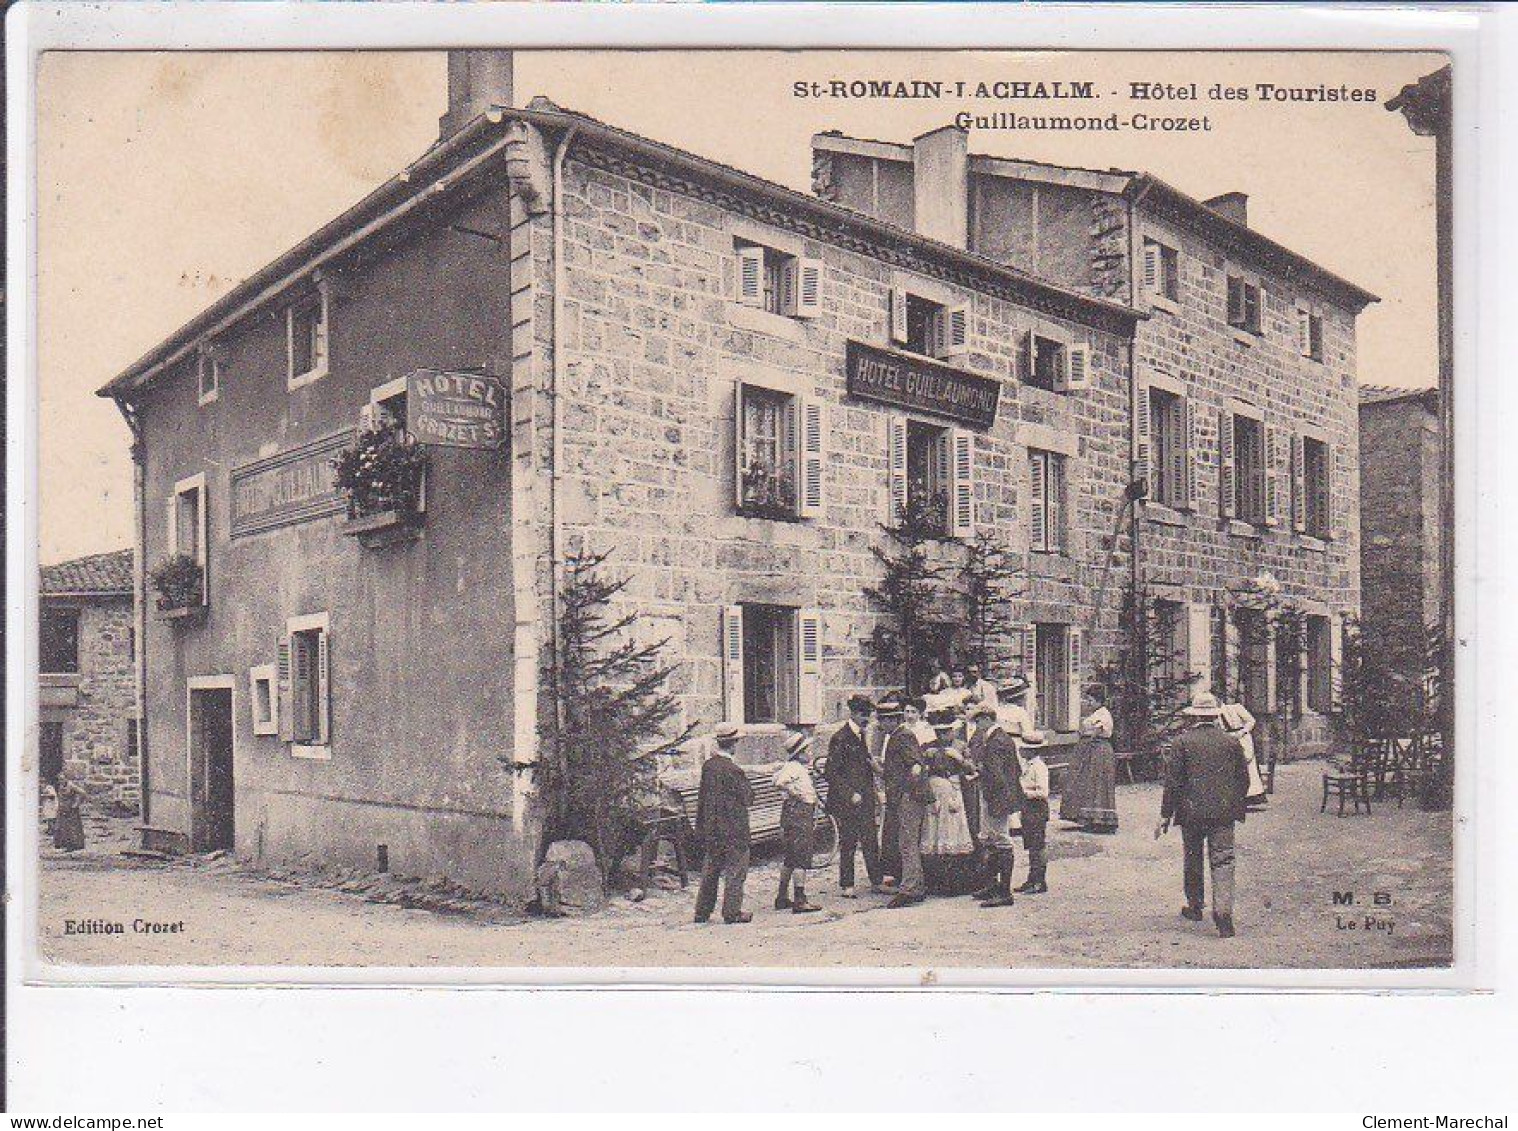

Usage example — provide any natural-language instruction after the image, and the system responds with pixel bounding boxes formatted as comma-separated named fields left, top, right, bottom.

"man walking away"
left=694, top=723, right=754, bottom=924
left=1156, top=692, right=1250, bottom=938
left=885, top=697, right=932, bottom=909
left=825, top=694, right=886, bottom=897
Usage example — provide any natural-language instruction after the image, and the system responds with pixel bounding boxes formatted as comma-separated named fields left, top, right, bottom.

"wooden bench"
left=672, top=759, right=833, bottom=849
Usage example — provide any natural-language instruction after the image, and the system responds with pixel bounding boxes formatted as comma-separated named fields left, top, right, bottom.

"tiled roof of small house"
left=40, top=548, right=133, bottom=597
left=1358, top=384, right=1438, bottom=408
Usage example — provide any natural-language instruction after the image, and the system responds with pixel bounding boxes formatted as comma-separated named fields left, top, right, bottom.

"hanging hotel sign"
left=407, top=369, right=507, bottom=449
left=230, top=431, right=349, bottom=538
left=845, top=340, right=1001, bottom=429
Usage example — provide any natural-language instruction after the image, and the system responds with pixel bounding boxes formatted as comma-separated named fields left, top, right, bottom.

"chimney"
left=912, top=125, right=969, bottom=248
left=1204, top=191, right=1249, bottom=227
left=438, top=50, right=514, bottom=140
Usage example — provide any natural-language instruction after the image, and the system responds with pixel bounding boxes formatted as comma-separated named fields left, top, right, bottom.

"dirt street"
left=34, top=760, right=1453, bottom=973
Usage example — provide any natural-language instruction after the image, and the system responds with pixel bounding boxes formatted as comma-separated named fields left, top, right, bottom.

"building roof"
left=41, top=549, right=133, bottom=598
left=811, top=131, right=1379, bottom=312
left=1359, top=384, right=1439, bottom=410
left=98, top=100, right=1143, bottom=401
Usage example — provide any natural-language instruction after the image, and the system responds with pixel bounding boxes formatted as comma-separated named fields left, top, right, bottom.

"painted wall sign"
left=230, top=431, right=349, bottom=537
left=407, top=369, right=507, bottom=449
left=845, top=340, right=1001, bottom=429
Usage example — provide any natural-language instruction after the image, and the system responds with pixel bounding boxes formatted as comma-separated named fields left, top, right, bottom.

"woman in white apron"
left=1220, top=698, right=1268, bottom=806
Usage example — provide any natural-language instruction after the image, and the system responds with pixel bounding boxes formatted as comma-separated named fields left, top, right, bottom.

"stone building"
left=39, top=549, right=139, bottom=812
left=1358, top=385, right=1443, bottom=714
left=98, top=56, right=1371, bottom=895
left=812, top=130, right=1375, bottom=754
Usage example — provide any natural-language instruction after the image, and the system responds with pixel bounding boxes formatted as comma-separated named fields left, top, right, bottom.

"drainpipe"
left=111, top=393, right=148, bottom=827
left=545, top=124, right=579, bottom=842
left=1125, top=182, right=1154, bottom=738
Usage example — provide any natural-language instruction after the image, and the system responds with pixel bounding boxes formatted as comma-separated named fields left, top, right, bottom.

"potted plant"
left=333, top=417, right=429, bottom=546
left=150, top=552, right=205, bottom=622
left=740, top=462, right=797, bottom=520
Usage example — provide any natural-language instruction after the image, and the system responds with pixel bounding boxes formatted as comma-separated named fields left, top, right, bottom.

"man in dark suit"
left=694, top=723, right=754, bottom=924
left=966, top=702, right=1024, bottom=908
left=884, top=697, right=931, bottom=908
left=1156, top=692, right=1250, bottom=938
left=825, top=694, right=886, bottom=897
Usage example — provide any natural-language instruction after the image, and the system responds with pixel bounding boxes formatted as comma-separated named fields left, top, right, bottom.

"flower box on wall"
left=339, top=508, right=422, bottom=549
left=156, top=603, right=208, bottom=627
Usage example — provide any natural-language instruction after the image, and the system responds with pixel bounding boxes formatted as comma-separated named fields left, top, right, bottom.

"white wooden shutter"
left=1064, top=343, right=1091, bottom=392
left=737, top=246, right=764, bottom=307
left=1133, top=384, right=1152, bottom=500
left=1047, top=456, right=1066, bottom=553
left=1329, top=614, right=1344, bottom=709
left=1065, top=627, right=1083, bottom=732
left=950, top=428, right=975, bottom=538
left=1186, top=603, right=1212, bottom=693
left=798, top=397, right=825, bottom=518
left=316, top=629, right=331, bottom=745
left=939, top=304, right=969, bottom=358
left=358, top=403, right=378, bottom=431
left=1143, top=241, right=1159, bottom=294
left=1264, top=424, right=1282, bottom=527
left=796, top=609, right=823, bottom=725
left=1020, top=624, right=1039, bottom=722
left=1297, top=308, right=1313, bottom=356
left=1182, top=397, right=1199, bottom=510
left=795, top=257, right=822, bottom=319
left=732, top=381, right=746, bottom=511
left=166, top=496, right=178, bottom=561
left=1029, top=452, right=1048, bottom=552
left=276, top=638, right=294, bottom=742
left=889, top=287, right=909, bottom=344
left=1290, top=433, right=1307, bottom=533
left=314, top=294, right=331, bottom=373
left=722, top=605, right=745, bottom=724
left=1166, top=402, right=1187, bottom=509
left=1219, top=409, right=1237, bottom=519
left=887, top=416, right=908, bottom=525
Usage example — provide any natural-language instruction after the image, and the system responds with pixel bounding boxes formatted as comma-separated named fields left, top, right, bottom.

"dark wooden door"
left=193, top=688, right=235, bottom=851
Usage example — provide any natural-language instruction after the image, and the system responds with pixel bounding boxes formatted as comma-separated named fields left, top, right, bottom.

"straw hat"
left=1182, top=692, right=1224, bottom=719
left=783, top=732, right=813, bottom=759
left=1019, top=730, right=1048, bottom=749
left=712, top=722, right=741, bottom=745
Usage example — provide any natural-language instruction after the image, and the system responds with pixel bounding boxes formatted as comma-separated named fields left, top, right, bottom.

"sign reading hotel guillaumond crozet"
left=406, top=369, right=507, bottom=449
left=844, top=340, right=1001, bottom=429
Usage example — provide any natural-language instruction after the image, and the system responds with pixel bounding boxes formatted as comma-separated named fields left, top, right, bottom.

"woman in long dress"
left=52, top=774, right=86, bottom=852
left=1220, top=697, right=1268, bottom=807
left=920, top=712, right=979, bottom=894
left=1070, top=685, right=1119, bottom=833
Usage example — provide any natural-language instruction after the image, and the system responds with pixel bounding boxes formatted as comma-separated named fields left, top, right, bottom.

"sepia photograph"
left=27, top=44, right=1457, bottom=977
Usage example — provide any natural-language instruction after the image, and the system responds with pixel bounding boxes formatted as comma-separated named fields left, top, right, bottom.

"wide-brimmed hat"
left=1019, top=730, right=1048, bottom=749
left=1182, top=692, right=1224, bottom=719
left=846, top=694, right=876, bottom=715
left=783, top=732, right=813, bottom=758
left=926, top=708, right=959, bottom=732
left=712, top=722, right=741, bottom=744
left=999, top=674, right=1031, bottom=698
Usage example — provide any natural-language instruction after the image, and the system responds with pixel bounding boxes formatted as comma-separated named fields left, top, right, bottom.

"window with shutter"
left=737, top=383, right=802, bottom=520
left=1291, top=433, right=1307, bottom=533
left=795, top=258, right=822, bottom=318
left=286, top=612, right=330, bottom=756
left=1133, top=383, right=1153, bottom=500
left=1065, top=627, right=1084, bottom=732
left=1303, top=436, right=1331, bottom=539
left=721, top=605, right=745, bottom=724
left=1029, top=335, right=1065, bottom=393
left=1219, top=408, right=1237, bottom=519
left=1064, top=343, right=1091, bottom=391
left=1264, top=424, right=1282, bottom=527
left=887, top=416, right=908, bottom=525
left=939, top=304, right=969, bottom=358
left=736, top=245, right=765, bottom=308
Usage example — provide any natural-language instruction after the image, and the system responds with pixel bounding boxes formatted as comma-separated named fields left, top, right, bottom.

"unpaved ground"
left=33, top=760, right=1453, bottom=972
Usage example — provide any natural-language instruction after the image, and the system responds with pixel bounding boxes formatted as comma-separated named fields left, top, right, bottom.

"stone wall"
left=54, top=598, right=138, bottom=811
left=547, top=145, right=1135, bottom=758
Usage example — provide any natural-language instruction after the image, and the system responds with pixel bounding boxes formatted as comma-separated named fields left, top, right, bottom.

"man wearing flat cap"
left=693, top=723, right=754, bottom=924
left=1156, top=692, right=1250, bottom=938
left=825, top=694, right=886, bottom=897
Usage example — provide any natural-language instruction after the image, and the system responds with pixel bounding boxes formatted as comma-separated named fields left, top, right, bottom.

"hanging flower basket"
left=150, top=553, right=206, bottom=622
left=332, top=418, right=429, bottom=546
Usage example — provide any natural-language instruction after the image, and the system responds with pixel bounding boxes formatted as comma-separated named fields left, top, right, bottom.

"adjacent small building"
left=39, top=549, right=139, bottom=812
left=1358, top=384, right=1443, bottom=713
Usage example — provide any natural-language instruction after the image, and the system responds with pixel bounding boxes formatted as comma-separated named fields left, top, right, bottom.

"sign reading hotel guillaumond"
left=406, top=369, right=508, bottom=449
left=845, top=340, right=1001, bottom=429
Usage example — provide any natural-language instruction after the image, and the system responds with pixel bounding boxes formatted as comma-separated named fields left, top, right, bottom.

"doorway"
left=188, top=681, right=235, bottom=852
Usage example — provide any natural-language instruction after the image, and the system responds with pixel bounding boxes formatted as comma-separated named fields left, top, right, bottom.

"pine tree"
left=864, top=495, right=951, bottom=694
left=1099, top=586, right=1194, bottom=763
left=959, top=529, right=1023, bottom=672
left=532, top=550, right=694, bottom=875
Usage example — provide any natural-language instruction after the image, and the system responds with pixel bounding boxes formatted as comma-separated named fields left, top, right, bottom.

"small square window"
left=1029, top=336, right=1067, bottom=392
left=249, top=663, right=277, bottom=736
left=197, top=353, right=220, bottom=405
left=1227, top=275, right=1262, bottom=334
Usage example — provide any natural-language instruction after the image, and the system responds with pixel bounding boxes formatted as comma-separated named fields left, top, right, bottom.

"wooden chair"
left=1321, top=769, right=1372, bottom=817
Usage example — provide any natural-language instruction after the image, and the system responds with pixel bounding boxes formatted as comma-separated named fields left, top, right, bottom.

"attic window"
left=287, top=291, right=330, bottom=389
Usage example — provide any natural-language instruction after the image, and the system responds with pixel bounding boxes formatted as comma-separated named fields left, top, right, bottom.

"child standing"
left=1015, top=731, right=1051, bottom=894
left=774, top=732, right=822, bottom=914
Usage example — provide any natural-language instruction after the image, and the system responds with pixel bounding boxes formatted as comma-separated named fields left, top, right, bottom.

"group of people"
left=693, top=671, right=1056, bottom=924
left=692, top=661, right=1270, bottom=939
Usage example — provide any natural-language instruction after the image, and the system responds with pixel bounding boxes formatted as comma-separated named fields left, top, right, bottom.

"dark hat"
left=847, top=694, right=876, bottom=715
left=926, top=709, right=959, bottom=732
left=875, top=695, right=904, bottom=717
